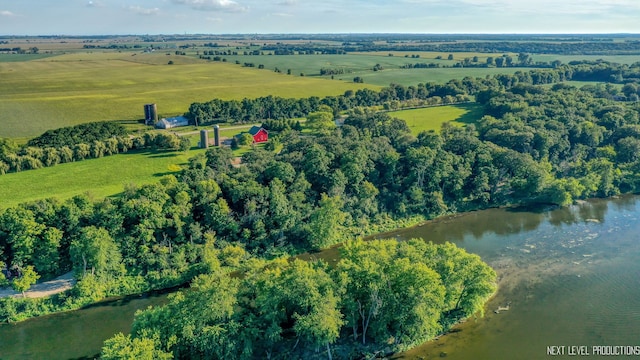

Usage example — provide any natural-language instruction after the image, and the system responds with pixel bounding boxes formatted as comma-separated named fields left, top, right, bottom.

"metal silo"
left=144, top=103, right=158, bottom=125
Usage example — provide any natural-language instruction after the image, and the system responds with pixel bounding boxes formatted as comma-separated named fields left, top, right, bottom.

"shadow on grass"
left=452, top=103, right=484, bottom=126
left=147, top=153, right=179, bottom=159
left=153, top=171, right=179, bottom=177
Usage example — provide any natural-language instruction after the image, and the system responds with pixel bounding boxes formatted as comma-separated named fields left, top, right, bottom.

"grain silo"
left=144, top=103, right=158, bottom=125
left=200, top=129, right=209, bottom=149
left=214, top=125, right=220, bottom=146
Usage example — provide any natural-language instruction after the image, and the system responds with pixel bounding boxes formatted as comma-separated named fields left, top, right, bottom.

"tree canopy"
left=103, top=239, right=496, bottom=358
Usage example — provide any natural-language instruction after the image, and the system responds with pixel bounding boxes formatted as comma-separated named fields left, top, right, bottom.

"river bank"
left=0, top=272, right=75, bottom=299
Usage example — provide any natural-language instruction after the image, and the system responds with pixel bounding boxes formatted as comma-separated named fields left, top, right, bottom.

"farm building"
left=155, top=116, right=190, bottom=129
left=248, top=126, right=269, bottom=143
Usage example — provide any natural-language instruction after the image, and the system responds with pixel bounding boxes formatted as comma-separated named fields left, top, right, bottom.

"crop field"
left=0, top=146, right=204, bottom=209
left=389, top=103, right=484, bottom=135
left=0, top=52, right=377, bottom=139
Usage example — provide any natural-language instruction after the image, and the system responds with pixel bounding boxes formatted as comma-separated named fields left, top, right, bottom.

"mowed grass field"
left=0, top=52, right=378, bottom=138
left=389, top=103, right=484, bottom=135
left=0, top=147, right=204, bottom=209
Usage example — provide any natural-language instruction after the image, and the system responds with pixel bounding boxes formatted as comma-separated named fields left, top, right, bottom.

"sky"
left=1, top=0, right=639, bottom=35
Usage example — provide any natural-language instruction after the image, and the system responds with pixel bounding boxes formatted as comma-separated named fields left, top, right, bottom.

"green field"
left=389, top=103, right=483, bottom=135
left=345, top=67, right=529, bottom=87
left=352, top=51, right=508, bottom=63
left=541, top=80, right=625, bottom=90
left=0, top=147, right=205, bottom=209
left=0, top=52, right=377, bottom=139
left=531, top=54, right=640, bottom=65
left=211, top=53, right=534, bottom=87
left=219, top=53, right=452, bottom=76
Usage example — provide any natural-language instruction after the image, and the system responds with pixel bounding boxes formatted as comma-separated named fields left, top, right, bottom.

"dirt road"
left=0, top=272, right=76, bottom=299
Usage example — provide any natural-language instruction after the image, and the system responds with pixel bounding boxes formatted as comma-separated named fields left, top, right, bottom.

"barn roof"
left=248, top=126, right=265, bottom=135
left=155, top=116, right=189, bottom=129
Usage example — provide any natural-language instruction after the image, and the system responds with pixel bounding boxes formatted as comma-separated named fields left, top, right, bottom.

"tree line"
left=0, top=126, right=190, bottom=175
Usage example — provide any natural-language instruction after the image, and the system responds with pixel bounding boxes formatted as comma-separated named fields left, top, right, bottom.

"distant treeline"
left=263, top=41, right=640, bottom=55
left=27, top=122, right=128, bottom=148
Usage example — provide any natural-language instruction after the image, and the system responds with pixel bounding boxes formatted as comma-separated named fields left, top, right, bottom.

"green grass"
left=351, top=51, right=505, bottom=63
left=389, top=103, right=484, bottom=135
left=541, top=80, right=625, bottom=89
left=0, top=52, right=378, bottom=139
left=0, top=147, right=205, bottom=209
left=0, top=54, right=56, bottom=62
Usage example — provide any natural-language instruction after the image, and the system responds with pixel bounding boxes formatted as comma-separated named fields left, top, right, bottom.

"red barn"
left=249, top=126, right=268, bottom=143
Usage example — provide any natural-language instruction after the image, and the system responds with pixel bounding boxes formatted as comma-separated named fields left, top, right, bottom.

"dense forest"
left=2, top=60, right=640, bottom=357
left=101, top=239, right=496, bottom=359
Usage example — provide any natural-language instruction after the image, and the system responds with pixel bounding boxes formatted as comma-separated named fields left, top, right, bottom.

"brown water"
left=1, top=196, right=640, bottom=359
left=0, top=293, right=169, bottom=360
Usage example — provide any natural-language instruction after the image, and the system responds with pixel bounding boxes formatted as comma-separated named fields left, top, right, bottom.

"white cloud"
left=277, top=0, right=297, bottom=5
left=86, top=1, right=105, bottom=8
left=272, top=12, right=292, bottom=17
left=0, top=10, right=16, bottom=16
left=128, top=5, right=160, bottom=15
left=172, top=0, right=248, bottom=12
left=453, top=0, right=640, bottom=15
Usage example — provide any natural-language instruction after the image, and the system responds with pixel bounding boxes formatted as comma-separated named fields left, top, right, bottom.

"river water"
left=1, top=196, right=640, bottom=359
left=390, top=196, right=640, bottom=360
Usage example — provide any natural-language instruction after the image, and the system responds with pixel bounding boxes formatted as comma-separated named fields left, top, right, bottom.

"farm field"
left=0, top=146, right=204, bottom=209
left=351, top=51, right=509, bottom=63
left=218, top=53, right=454, bottom=76
left=341, top=67, right=528, bottom=87
left=0, top=52, right=377, bottom=139
left=389, top=103, right=483, bottom=135
left=209, top=53, right=534, bottom=87
left=530, top=54, right=640, bottom=65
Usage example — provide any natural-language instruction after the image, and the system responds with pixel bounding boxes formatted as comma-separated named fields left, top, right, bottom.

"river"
left=1, top=196, right=640, bottom=359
